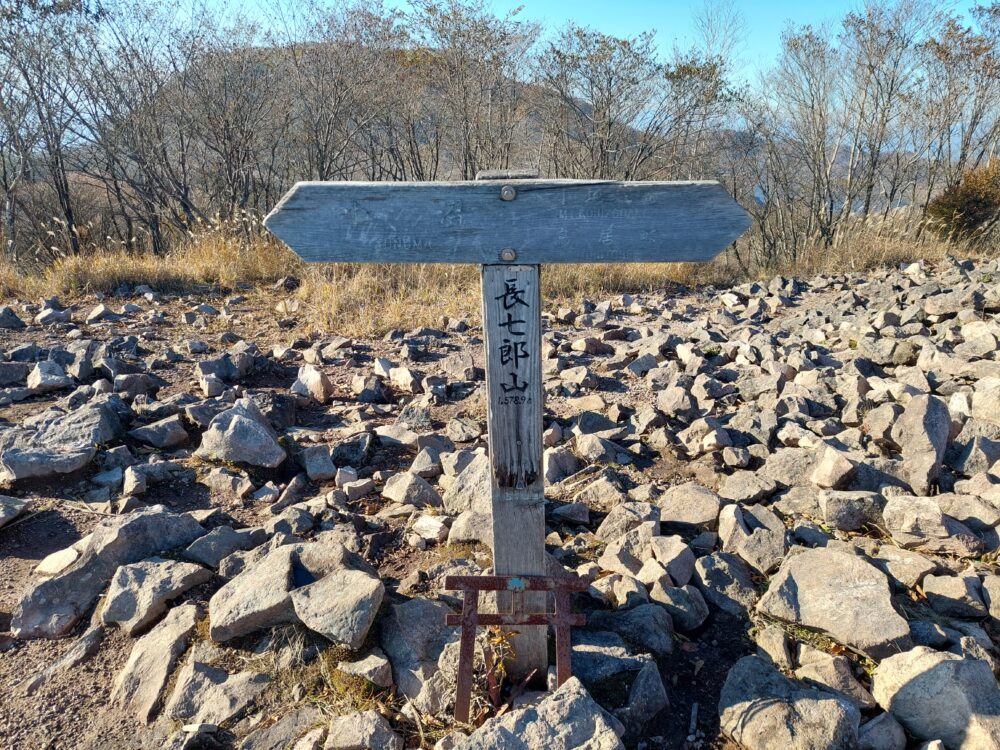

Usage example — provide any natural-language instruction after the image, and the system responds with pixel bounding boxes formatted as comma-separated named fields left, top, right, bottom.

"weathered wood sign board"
left=265, top=175, right=750, bottom=683
left=264, top=180, right=750, bottom=264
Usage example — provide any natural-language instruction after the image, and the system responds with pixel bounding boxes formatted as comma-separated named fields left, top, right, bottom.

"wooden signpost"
left=265, top=172, right=750, bottom=686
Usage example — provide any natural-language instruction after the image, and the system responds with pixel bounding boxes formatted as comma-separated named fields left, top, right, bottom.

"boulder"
left=453, top=677, right=623, bottom=750
left=756, top=547, right=911, bottom=659
left=290, top=568, right=384, bottom=649
left=102, top=557, right=212, bottom=635
left=882, top=495, right=984, bottom=558
left=719, top=655, right=859, bottom=750
left=11, top=506, right=204, bottom=639
left=112, top=603, right=199, bottom=723
left=693, top=552, right=759, bottom=617
left=890, top=395, right=951, bottom=494
left=0, top=495, right=29, bottom=529
left=325, top=711, right=402, bottom=750
left=873, top=646, right=1000, bottom=749
left=0, top=398, right=126, bottom=483
left=164, top=656, right=269, bottom=726
left=195, top=397, right=286, bottom=468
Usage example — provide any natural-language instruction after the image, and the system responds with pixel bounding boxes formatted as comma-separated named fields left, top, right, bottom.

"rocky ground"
left=2, top=257, right=1000, bottom=750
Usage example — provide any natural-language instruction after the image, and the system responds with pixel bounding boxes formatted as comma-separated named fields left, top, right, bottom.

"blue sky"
left=381, top=0, right=978, bottom=78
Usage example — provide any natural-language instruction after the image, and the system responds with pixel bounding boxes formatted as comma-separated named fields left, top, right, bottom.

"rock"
left=11, top=505, right=204, bottom=639
left=102, top=557, right=212, bottom=635
left=351, top=375, right=392, bottom=404
left=794, top=649, right=876, bottom=710
left=756, top=547, right=911, bottom=659
left=324, top=710, right=401, bottom=749
left=412, top=514, right=449, bottom=543
left=337, top=649, right=393, bottom=688
left=0, top=398, right=126, bottom=482
left=208, top=545, right=297, bottom=641
left=720, top=503, right=787, bottom=574
left=195, top=397, right=286, bottom=469
left=820, top=490, right=884, bottom=532
left=873, top=646, right=1000, bottom=748
left=544, top=447, right=581, bottom=484
left=112, top=603, right=199, bottom=723
left=164, top=657, right=269, bottom=726
left=810, top=446, right=857, bottom=489
left=382, top=471, right=442, bottom=508
left=291, top=365, right=333, bottom=403
left=858, top=712, right=907, bottom=750
left=615, top=659, right=669, bottom=741
left=891, top=395, right=951, bottom=494
left=453, top=677, right=623, bottom=750
left=128, top=415, right=189, bottom=449
left=646, top=535, right=693, bottom=586
left=648, top=583, right=709, bottom=631
left=873, top=545, right=937, bottom=589
left=0, top=306, right=26, bottom=329
left=882, top=495, right=984, bottom=557
left=693, top=552, right=759, bottom=617
left=27, top=361, right=73, bottom=392
left=301, top=446, right=336, bottom=482
left=922, top=573, right=988, bottom=619
left=718, top=472, right=777, bottom=504
left=658, top=482, right=721, bottom=530
left=441, top=453, right=491, bottom=514
left=587, top=603, right=674, bottom=657
left=0, top=495, right=29, bottom=529
left=290, top=569, right=384, bottom=649
left=719, top=655, right=860, bottom=750
left=595, top=502, right=659, bottom=541
left=380, top=598, right=458, bottom=714
left=238, top=706, right=324, bottom=750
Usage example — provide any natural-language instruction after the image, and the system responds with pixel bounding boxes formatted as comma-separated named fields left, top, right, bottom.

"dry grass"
left=0, top=228, right=301, bottom=299
left=0, top=211, right=969, bottom=338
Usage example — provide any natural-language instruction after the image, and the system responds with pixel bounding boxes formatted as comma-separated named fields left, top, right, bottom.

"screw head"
left=500, top=185, right=517, bottom=201
left=499, top=248, right=517, bottom=262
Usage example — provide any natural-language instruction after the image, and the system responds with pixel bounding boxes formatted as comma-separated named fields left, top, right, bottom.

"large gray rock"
left=719, top=655, right=860, bottom=750
left=453, top=676, right=624, bottom=750
left=11, top=505, right=204, bottom=639
left=0, top=398, right=126, bottom=482
left=657, top=482, right=721, bottom=530
left=128, top=415, right=189, bottom=449
left=693, top=552, right=759, bottom=617
left=441, top=453, right=491, bottom=514
left=874, top=646, right=1000, bottom=749
left=891, top=395, right=951, bottom=494
left=195, top=397, right=286, bottom=468
left=586, top=604, right=674, bottom=657
left=209, top=539, right=369, bottom=642
left=101, top=557, right=211, bottom=635
left=238, top=706, right=324, bottom=750
left=382, top=471, right=442, bottom=508
left=164, top=656, right=269, bottom=726
left=756, top=547, right=911, bottom=659
left=325, top=710, right=402, bottom=750
left=379, top=598, right=458, bottom=714
left=112, top=603, right=199, bottom=723
left=0, top=306, right=25, bottom=329
left=882, top=495, right=984, bottom=558
left=290, top=568, right=384, bottom=649
left=0, top=494, right=29, bottom=529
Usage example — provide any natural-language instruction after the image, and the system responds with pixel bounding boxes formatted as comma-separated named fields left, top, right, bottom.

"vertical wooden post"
left=481, top=262, right=547, bottom=683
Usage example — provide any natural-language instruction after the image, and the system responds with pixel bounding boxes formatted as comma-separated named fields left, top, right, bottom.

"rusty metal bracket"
left=443, top=574, right=588, bottom=724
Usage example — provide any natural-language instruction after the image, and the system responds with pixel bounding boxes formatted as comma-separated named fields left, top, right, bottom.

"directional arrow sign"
left=263, top=179, right=750, bottom=265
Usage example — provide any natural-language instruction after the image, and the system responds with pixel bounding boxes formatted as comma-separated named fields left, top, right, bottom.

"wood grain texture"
left=264, top=179, right=750, bottom=264
left=482, top=264, right=547, bottom=682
